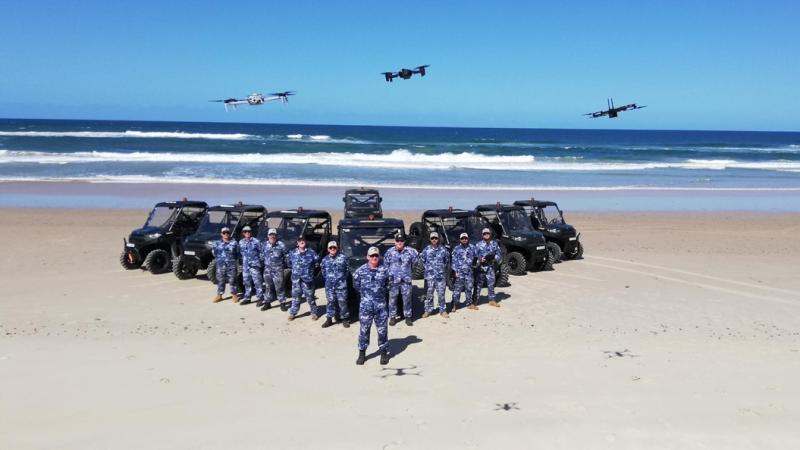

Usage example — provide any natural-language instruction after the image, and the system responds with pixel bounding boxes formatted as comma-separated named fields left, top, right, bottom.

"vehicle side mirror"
left=342, top=197, right=346, bottom=202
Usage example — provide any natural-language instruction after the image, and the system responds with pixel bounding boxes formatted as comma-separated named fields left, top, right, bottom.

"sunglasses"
left=430, top=237, right=439, bottom=240
left=368, top=254, right=380, bottom=258
left=243, top=230, right=252, bottom=233
left=482, top=232, right=491, bottom=235
left=221, top=231, right=231, bottom=235
left=460, top=237, right=469, bottom=240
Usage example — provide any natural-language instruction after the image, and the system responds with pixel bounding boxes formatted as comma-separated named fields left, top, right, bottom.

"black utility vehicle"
left=337, top=218, right=405, bottom=313
left=121, top=200, right=207, bottom=274
left=407, top=207, right=510, bottom=287
left=257, top=207, right=332, bottom=290
left=475, top=203, right=557, bottom=275
left=514, top=199, right=583, bottom=261
left=343, top=188, right=383, bottom=219
left=174, top=203, right=267, bottom=283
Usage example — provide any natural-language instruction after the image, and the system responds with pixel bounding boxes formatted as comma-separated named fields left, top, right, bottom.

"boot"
left=405, top=319, right=413, bottom=326
left=212, top=293, right=223, bottom=303
left=422, top=311, right=430, bottom=318
left=231, top=293, right=241, bottom=303
left=311, top=314, right=319, bottom=321
left=260, top=302, right=271, bottom=311
left=256, top=300, right=264, bottom=307
left=467, top=304, right=479, bottom=310
left=389, top=317, right=398, bottom=326
left=441, top=312, right=449, bottom=318
left=280, top=303, right=289, bottom=312
left=450, top=303, right=457, bottom=313
left=380, top=351, right=390, bottom=365
left=356, top=350, right=366, bottom=365
left=342, top=320, right=350, bottom=328
left=321, top=317, right=333, bottom=328
left=287, top=314, right=295, bottom=321
left=240, top=298, right=252, bottom=305
left=489, top=300, right=500, bottom=307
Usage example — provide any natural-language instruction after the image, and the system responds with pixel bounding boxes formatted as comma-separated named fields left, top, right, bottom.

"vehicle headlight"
left=511, top=236, right=526, bottom=241
left=206, top=241, right=215, bottom=246
left=548, top=228, right=560, bottom=234
left=147, top=233, right=162, bottom=238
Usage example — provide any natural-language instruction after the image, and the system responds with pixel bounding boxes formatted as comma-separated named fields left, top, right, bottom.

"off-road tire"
left=537, top=244, right=556, bottom=271
left=119, top=250, right=142, bottom=270
left=207, top=259, right=218, bottom=285
left=172, top=255, right=198, bottom=280
left=549, top=241, right=563, bottom=263
left=504, top=251, right=527, bottom=276
left=144, top=249, right=171, bottom=274
left=567, top=241, right=584, bottom=260
left=412, top=259, right=425, bottom=280
left=496, top=263, right=510, bottom=287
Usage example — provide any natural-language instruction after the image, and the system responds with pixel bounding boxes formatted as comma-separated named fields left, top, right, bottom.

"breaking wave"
left=0, top=130, right=257, bottom=140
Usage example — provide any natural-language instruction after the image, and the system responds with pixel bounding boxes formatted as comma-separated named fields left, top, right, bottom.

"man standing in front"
left=473, top=227, right=503, bottom=307
left=320, top=240, right=350, bottom=328
left=384, top=233, right=418, bottom=326
left=260, top=228, right=288, bottom=311
left=237, top=225, right=263, bottom=306
left=450, top=232, right=476, bottom=312
left=352, top=246, right=391, bottom=365
left=287, top=236, right=319, bottom=321
left=420, top=231, right=450, bottom=318
left=211, top=227, right=240, bottom=303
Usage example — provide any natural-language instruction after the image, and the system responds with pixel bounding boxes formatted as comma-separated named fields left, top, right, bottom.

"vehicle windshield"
left=463, top=216, right=488, bottom=241
left=500, top=209, right=534, bottom=232
left=144, top=206, right=177, bottom=228
left=346, top=193, right=380, bottom=210
left=197, top=210, right=242, bottom=234
left=267, top=216, right=307, bottom=242
left=539, top=205, right=564, bottom=225
left=340, top=226, right=400, bottom=258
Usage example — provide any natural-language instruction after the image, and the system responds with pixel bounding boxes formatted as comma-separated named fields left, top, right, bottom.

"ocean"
left=1, top=118, right=799, bottom=210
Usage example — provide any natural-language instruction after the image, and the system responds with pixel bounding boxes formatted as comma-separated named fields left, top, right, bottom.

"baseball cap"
left=430, top=231, right=439, bottom=239
left=267, top=228, right=277, bottom=235
left=367, top=247, right=380, bottom=256
left=482, top=228, right=491, bottom=234
left=327, top=240, right=338, bottom=248
left=221, top=227, right=231, bottom=233
left=459, top=232, right=469, bottom=239
left=242, top=226, right=252, bottom=232
left=395, top=233, right=405, bottom=241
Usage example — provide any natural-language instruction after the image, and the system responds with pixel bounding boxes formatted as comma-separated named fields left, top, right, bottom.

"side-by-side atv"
left=120, top=200, right=208, bottom=274
left=406, top=207, right=510, bottom=287
left=475, top=203, right=558, bottom=275
left=343, top=188, right=383, bottom=219
left=514, top=199, right=583, bottom=261
left=174, top=203, right=267, bottom=283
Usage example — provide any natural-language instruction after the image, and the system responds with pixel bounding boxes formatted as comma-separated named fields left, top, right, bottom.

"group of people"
left=211, top=226, right=504, bottom=365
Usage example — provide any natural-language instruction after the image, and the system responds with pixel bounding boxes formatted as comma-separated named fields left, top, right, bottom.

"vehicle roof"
left=207, top=203, right=266, bottom=212
left=476, top=203, right=524, bottom=212
left=344, top=188, right=380, bottom=195
left=338, top=218, right=404, bottom=228
left=422, top=208, right=478, bottom=218
left=154, top=200, right=208, bottom=208
left=513, top=200, right=558, bottom=208
left=267, top=209, right=331, bottom=219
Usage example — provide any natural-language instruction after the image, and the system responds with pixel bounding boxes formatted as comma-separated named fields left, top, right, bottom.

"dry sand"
left=1, top=208, right=799, bottom=449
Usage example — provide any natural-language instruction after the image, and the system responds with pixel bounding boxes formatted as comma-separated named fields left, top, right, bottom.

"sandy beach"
left=0, top=207, right=798, bottom=449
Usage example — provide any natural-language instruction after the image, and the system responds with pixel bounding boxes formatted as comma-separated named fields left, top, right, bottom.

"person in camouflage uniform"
left=237, top=226, right=263, bottom=306
left=320, top=240, right=350, bottom=328
left=450, top=232, right=476, bottom=312
left=420, top=231, right=450, bottom=318
left=352, top=246, right=391, bottom=366
left=473, top=227, right=503, bottom=308
left=260, top=228, right=288, bottom=311
left=384, top=234, right=418, bottom=326
left=212, top=227, right=240, bottom=303
left=287, top=236, right=319, bottom=321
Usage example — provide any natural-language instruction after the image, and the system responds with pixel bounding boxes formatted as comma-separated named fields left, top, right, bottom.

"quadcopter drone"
left=382, top=65, right=430, bottom=82
left=584, top=98, right=646, bottom=118
left=210, top=91, right=295, bottom=111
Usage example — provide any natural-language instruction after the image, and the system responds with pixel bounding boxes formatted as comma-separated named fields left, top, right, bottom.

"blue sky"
left=1, top=1, right=798, bottom=130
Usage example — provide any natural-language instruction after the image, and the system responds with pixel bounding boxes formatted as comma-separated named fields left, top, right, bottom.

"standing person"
left=384, top=234, right=419, bottom=326
left=320, top=240, right=350, bottom=328
left=352, top=246, right=391, bottom=365
left=473, top=227, right=503, bottom=307
left=287, top=236, right=319, bottom=321
left=237, top=225, right=263, bottom=306
left=450, top=232, right=476, bottom=312
left=211, top=227, right=240, bottom=303
left=420, top=231, right=450, bottom=318
left=260, top=228, right=288, bottom=311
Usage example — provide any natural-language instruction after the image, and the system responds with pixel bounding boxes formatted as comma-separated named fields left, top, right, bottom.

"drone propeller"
left=269, top=91, right=296, bottom=97
left=415, top=65, right=430, bottom=69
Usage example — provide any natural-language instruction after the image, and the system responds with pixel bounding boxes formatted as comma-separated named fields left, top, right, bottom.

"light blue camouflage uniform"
left=288, top=247, right=319, bottom=316
left=261, top=239, right=288, bottom=305
left=238, top=236, right=263, bottom=302
left=353, top=263, right=391, bottom=352
left=450, top=243, right=476, bottom=307
left=212, top=239, right=240, bottom=295
left=321, top=252, right=350, bottom=320
left=384, top=246, right=419, bottom=319
left=420, top=244, right=450, bottom=313
left=473, top=239, right=503, bottom=303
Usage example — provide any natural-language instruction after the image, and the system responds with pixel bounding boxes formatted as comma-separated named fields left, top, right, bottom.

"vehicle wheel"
left=119, top=249, right=141, bottom=270
left=172, top=255, right=198, bottom=280
left=446, top=271, right=455, bottom=291
left=207, top=259, right=218, bottom=285
left=408, top=222, right=423, bottom=238
left=496, top=263, right=510, bottom=287
left=537, top=245, right=556, bottom=271
left=548, top=241, right=563, bottom=263
left=504, top=251, right=527, bottom=276
left=568, top=241, right=584, bottom=260
left=144, top=249, right=171, bottom=274
left=412, top=259, right=425, bottom=280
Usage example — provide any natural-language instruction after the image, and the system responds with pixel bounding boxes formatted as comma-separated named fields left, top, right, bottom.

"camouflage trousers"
left=474, top=269, right=496, bottom=303
left=389, top=281, right=413, bottom=319
left=289, top=279, right=317, bottom=316
left=242, top=266, right=264, bottom=301
left=215, top=263, right=238, bottom=295
left=451, top=271, right=474, bottom=306
left=425, top=276, right=447, bottom=313
left=358, top=298, right=388, bottom=352
left=325, top=281, right=350, bottom=320
left=263, top=269, right=286, bottom=304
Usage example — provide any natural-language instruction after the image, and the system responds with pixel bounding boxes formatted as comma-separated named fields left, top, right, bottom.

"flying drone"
left=209, top=91, right=295, bottom=111
left=584, top=98, right=646, bottom=118
left=382, top=65, right=430, bottom=82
